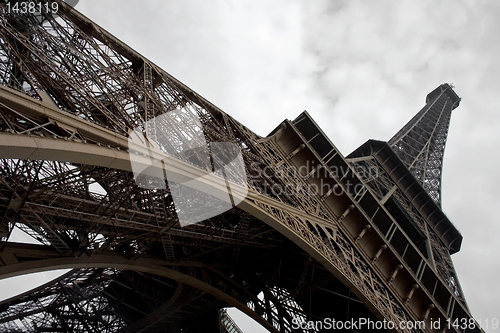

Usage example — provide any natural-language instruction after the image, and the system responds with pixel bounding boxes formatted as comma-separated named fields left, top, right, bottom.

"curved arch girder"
left=0, top=133, right=417, bottom=332
left=0, top=254, right=282, bottom=333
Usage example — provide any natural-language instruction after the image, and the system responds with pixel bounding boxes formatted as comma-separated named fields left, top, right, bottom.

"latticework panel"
left=219, top=309, right=243, bottom=333
left=389, top=84, right=459, bottom=206
left=350, top=156, right=466, bottom=304
left=0, top=2, right=481, bottom=333
left=0, top=269, right=127, bottom=332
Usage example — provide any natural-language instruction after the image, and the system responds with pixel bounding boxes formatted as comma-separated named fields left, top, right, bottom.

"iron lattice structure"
left=388, top=84, right=460, bottom=206
left=0, top=1, right=483, bottom=333
left=219, top=309, right=243, bottom=333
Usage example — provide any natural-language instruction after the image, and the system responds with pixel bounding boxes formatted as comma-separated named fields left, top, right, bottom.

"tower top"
left=426, top=83, right=461, bottom=109
left=389, top=83, right=460, bottom=206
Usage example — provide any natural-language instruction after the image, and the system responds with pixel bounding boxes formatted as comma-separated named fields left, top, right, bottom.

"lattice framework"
left=389, top=84, right=460, bottom=206
left=0, top=2, right=482, bottom=333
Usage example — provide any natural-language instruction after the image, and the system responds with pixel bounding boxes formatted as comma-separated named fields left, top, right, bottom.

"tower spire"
left=389, top=83, right=460, bottom=206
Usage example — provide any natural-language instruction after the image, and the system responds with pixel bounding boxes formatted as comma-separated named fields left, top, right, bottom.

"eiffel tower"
left=0, top=2, right=483, bottom=332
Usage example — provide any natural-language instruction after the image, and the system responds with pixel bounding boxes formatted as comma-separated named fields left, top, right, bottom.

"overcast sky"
left=3, top=1, right=500, bottom=332
left=78, top=1, right=500, bottom=331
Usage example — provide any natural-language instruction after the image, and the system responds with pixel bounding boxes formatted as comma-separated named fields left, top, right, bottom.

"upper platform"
left=426, top=83, right=461, bottom=109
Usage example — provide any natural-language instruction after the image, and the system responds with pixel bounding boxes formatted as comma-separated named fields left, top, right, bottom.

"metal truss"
left=349, top=155, right=466, bottom=303
left=219, top=309, right=243, bottom=333
left=0, top=1, right=483, bottom=333
left=388, top=84, right=460, bottom=206
left=0, top=268, right=127, bottom=332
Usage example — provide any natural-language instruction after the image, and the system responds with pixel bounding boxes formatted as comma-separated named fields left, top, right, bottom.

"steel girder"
left=0, top=1, right=482, bottom=333
left=388, top=84, right=460, bottom=206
